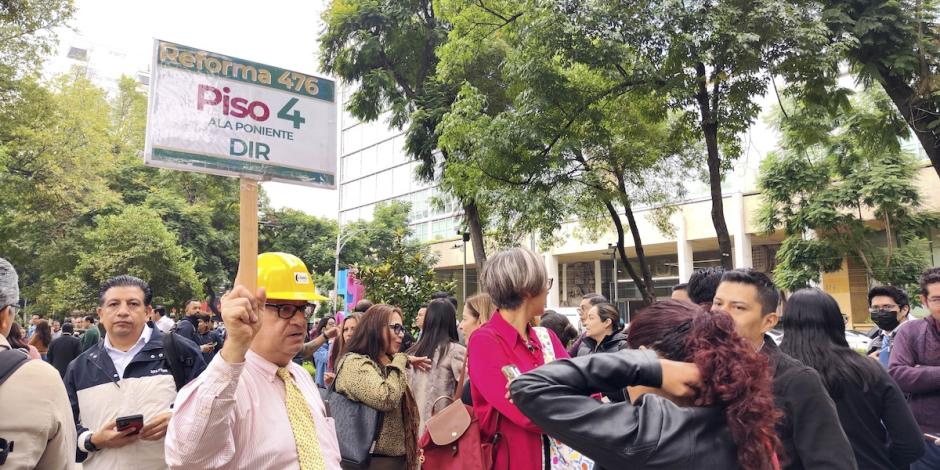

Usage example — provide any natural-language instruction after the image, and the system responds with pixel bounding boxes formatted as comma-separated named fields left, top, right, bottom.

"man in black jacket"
left=712, top=269, right=856, bottom=470
left=47, top=322, right=82, bottom=378
left=173, top=300, right=201, bottom=343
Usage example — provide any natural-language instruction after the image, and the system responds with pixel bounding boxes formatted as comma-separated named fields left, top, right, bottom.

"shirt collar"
left=104, top=324, right=152, bottom=353
left=491, top=310, right=535, bottom=347
left=246, top=349, right=289, bottom=383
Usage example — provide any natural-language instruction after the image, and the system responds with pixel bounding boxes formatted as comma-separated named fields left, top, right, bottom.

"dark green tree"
left=43, top=205, right=203, bottom=312
left=439, top=0, right=828, bottom=269
left=0, top=0, right=74, bottom=81
left=810, top=0, right=940, bottom=179
left=319, top=0, right=491, bottom=267
left=355, top=230, right=455, bottom=330
left=758, top=86, right=940, bottom=292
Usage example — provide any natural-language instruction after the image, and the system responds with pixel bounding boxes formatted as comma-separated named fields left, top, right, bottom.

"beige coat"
left=0, top=334, right=76, bottom=469
left=408, top=342, right=467, bottom=436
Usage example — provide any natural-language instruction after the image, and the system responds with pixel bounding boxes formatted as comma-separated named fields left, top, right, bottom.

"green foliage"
left=320, top=0, right=493, bottom=265
left=260, top=208, right=339, bottom=275
left=758, top=86, right=940, bottom=292
left=0, top=0, right=74, bottom=80
left=355, top=228, right=455, bottom=330
left=813, top=0, right=940, bottom=169
left=259, top=201, right=422, bottom=312
left=42, top=206, right=203, bottom=311
left=0, top=73, right=242, bottom=314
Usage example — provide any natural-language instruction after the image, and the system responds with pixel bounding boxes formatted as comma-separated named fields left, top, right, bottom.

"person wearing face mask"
left=867, top=286, right=914, bottom=367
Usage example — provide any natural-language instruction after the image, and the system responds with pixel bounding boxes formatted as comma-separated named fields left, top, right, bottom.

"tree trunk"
left=462, top=200, right=487, bottom=269
left=616, top=181, right=656, bottom=304
left=603, top=200, right=654, bottom=305
left=878, top=70, right=940, bottom=180
left=695, top=62, right=734, bottom=269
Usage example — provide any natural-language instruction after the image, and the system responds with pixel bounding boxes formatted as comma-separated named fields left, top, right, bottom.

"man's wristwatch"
left=85, top=433, right=99, bottom=452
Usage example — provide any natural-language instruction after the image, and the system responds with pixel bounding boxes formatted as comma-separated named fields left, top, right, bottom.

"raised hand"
left=659, top=359, right=702, bottom=398
left=219, top=285, right=266, bottom=364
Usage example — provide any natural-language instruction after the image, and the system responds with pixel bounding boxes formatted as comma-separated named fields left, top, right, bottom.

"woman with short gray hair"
left=467, top=247, right=569, bottom=470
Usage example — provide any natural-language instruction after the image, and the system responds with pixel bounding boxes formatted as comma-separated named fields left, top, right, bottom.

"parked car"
left=767, top=327, right=872, bottom=354
left=844, top=330, right=873, bottom=353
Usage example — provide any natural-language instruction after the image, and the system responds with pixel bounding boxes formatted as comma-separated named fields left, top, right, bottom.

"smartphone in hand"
left=116, top=414, right=144, bottom=435
left=501, top=365, right=522, bottom=382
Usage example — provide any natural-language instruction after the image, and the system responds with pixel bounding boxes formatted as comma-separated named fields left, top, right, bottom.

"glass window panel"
left=345, top=125, right=363, bottom=154
left=360, top=204, right=375, bottom=221
left=345, top=180, right=361, bottom=208
left=362, top=145, right=378, bottom=176
left=342, top=129, right=353, bottom=156
left=431, top=219, right=451, bottom=240
left=375, top=170, right=393, bottom=201
left=393, top=164, right=410, bottom=196
left=347, top=152, right=361, bottom=180
left=392, top=136, right=407, bottom=166
left=360, top=174, right=376, bottom=205
left=377, top=139, right=394, bottom=171
left=413, top=190, right=429, bottom=220
left=342, top=156, right=351, bottom=183
left=412, top=222, right=429, bottom=242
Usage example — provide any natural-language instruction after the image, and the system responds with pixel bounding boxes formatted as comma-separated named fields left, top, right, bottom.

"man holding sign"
left=165, top=252, right=341, bottom=470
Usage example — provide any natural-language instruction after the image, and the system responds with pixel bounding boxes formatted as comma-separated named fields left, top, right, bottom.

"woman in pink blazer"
left=468, top=247, right=568, bottom=470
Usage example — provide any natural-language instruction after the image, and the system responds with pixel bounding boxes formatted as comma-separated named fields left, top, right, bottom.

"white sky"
left=47, top=0, right=339, bottom=218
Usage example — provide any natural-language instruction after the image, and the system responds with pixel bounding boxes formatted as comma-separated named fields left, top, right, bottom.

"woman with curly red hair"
left=511, top=300, right=783, bottom=469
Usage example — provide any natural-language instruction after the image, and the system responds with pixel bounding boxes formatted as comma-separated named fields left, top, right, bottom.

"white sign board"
left=144, top=40, right=337, bottom=188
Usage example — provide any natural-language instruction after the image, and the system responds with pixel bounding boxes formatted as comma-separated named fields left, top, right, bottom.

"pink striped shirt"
left=165, top=350, right=342, bottom=469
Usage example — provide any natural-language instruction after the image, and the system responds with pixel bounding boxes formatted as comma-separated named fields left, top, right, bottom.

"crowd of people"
left=0, top=249, right=938, bottom=470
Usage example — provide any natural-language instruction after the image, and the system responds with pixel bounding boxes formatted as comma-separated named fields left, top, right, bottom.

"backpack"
left=0, top=349, right=29, bottom=465
left=162, top=332, right=196, bottom=391
left=0, top=349, right=29, bottom=387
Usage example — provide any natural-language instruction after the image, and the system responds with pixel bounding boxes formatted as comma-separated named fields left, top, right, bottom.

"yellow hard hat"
left=257, top=252, right=329, bottom=302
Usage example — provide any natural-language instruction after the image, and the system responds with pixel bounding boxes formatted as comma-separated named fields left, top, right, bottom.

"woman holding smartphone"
left=467, top=247, right=569, bottom=470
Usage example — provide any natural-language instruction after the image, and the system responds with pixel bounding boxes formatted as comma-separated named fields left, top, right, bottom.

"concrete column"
left=594, top=260, right=602, bottom=295
left=732, top=192, right=753, bottom=269
left=545, top=253, right=560, bottom=308
left=674, top=211, right=694, bottom=282
left=561, top=263, right=568, bottom=305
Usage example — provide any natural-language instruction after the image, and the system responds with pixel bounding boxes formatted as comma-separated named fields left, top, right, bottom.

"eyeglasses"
left=547, top=278, right=554, bottom=290
left=265, top=303, right=309, bottom=319
left=388, top=323, right=405, bottom=336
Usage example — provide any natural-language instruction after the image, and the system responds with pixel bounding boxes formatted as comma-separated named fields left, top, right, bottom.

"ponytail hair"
left=627, top=300, right=783, bottom=470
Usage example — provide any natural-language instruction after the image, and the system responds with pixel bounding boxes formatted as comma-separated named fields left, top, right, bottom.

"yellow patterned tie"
left=277, top=367, right=326, bottom=470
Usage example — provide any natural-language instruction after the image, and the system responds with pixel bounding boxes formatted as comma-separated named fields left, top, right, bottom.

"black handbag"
left=326, top=356, right=385, bottom=469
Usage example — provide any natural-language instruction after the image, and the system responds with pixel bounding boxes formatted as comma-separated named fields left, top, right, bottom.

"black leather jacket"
left=511, top=349, right=741, bottom=469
